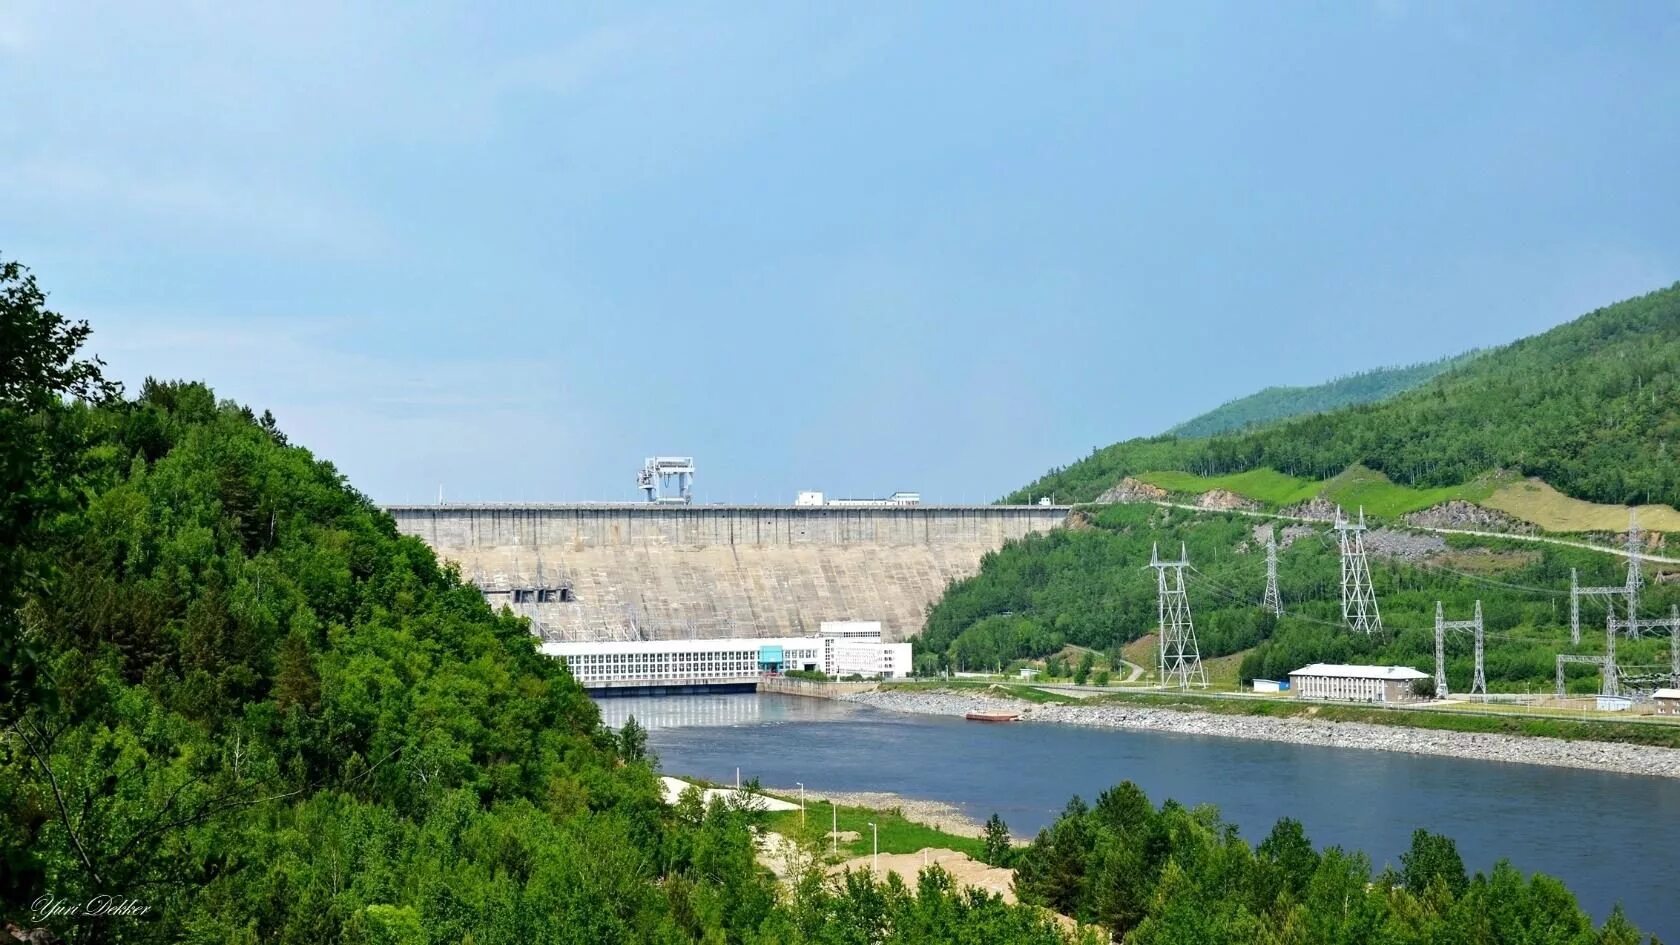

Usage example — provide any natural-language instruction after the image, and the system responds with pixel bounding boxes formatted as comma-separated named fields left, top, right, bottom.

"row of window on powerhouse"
left=562, top=649, right=822, bottom=681
left=1292, top=677, right=1387, bottom=698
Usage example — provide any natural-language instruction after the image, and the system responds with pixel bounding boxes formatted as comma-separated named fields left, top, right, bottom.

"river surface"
left=599, top=693, right=1680, bottom=938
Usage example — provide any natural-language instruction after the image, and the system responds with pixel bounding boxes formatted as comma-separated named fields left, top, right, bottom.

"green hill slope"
left=1010, top=283, right=1680, bottom=509
left=1167, top=351, right=1481, bottom=438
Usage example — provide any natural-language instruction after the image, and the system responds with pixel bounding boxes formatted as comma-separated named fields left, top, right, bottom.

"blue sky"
left=4, top=3, right=1677, bottom=503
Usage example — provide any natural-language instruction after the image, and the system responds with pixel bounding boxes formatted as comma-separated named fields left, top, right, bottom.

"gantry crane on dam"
left=638, top=456, right=695, bottom=504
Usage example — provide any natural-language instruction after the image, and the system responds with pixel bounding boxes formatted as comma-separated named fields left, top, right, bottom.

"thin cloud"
left=3, top=156, right=391, bottom=260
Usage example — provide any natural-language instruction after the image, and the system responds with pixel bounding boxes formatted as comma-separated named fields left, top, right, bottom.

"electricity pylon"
left=1150, top=543, right=1206, bottom=689
left=1262, top=530, right=1282, bottom=617
left=1624, top=511, right=1644, bottom=638
left=1434, top=600, right=1485, bottom=700
left=1335, top=506, right=1382, bottom=634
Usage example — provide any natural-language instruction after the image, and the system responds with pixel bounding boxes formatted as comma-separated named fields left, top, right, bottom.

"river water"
left=598, top=693, right=1680, bottom=938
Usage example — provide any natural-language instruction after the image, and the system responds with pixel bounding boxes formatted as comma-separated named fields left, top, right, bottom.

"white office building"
left=816, top=620, right=911, bottom=679
left=831, top=638, right=911, bottom=678
left=1288, top=663, right=1431, bottom=703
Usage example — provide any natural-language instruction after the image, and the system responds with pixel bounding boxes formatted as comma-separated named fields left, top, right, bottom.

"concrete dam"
left=387, top=504, right=1069, bottom=642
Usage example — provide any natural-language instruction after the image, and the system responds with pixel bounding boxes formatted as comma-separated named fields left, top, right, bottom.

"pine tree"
left=982, top=813, right=1012, bottom=866
left=619, top=715, right=648, bottom=763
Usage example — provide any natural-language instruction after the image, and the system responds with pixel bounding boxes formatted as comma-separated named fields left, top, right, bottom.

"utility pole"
left=1434, top=600, right=1485, bottom=700
left=1150, top=543, right=1206, bottom=689
left=1335, top=506, right=1382, bottom=634
left=1263, top=530, right=1282, bottom=617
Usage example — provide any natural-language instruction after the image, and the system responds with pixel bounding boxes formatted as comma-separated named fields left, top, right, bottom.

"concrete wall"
left=757, top=677, right=879, bottom=699
left=388, top=504, right=1067, bottom=642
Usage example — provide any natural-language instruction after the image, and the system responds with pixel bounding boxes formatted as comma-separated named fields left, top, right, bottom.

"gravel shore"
left=843, top=689, right=1680, bottom=780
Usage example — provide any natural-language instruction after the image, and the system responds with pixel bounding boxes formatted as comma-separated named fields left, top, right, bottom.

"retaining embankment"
left=844, top=689, right=1680, bottom=780
left=758, top=677, right=879, bottom=699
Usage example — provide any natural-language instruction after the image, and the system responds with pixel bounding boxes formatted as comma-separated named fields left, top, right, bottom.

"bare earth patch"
left=835, top=847, right=1017, bottom=901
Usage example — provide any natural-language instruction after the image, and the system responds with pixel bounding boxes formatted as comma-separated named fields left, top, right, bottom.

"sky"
left=3, top=2, right=1678, bottom=504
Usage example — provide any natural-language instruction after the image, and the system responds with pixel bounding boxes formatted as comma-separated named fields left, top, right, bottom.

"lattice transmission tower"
left=1433, top=600, right=1485, bottom=700
left=1262, top=530, right=1282, bottom=617
left=1335, top=506, right=1382, bottom=634
left=1150, top=543, right=1206, bottom=689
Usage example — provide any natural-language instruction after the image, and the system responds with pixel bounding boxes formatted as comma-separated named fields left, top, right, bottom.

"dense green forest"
left=1167, top=351, right=1481, bottom=438
left=918, top=504, right=1674, bottom=693
left=1009, top=781, right=1650, bottom=944
left=1008, top=284, right=1680, bottom=507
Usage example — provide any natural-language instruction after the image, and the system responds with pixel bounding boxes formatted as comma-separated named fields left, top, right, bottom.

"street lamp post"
left=867, top=822, right=878, bottom=875
left=796, top=782, right=805, bottom=827
left=831, top=803, right=838, bottom=856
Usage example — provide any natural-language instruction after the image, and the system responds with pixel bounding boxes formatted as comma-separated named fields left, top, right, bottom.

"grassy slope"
left=1484, top=478, right=1680, bottom=532
left=1137, top=466, right=1507, bottom=519
left=1132, top=464, right=1680, bottom=532
left=1167, top=351, right=1481, bottom=437
left=1008, top=283, right=1680, bottom=512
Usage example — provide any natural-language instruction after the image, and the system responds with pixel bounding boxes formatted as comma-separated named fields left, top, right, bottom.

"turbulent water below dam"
left=599, top=693, right=1680, bottom=939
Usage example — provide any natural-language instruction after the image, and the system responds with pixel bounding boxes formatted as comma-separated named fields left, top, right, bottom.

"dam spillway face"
left=385, top=504, right=1069, bottom=642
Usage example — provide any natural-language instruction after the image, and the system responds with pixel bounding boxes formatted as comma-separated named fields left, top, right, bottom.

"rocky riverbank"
left=843, top=689, right=1680, bottom=780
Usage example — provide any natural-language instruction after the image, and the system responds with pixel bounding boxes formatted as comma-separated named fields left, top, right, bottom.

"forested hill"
left=1009, top=283, right=1680, bottom=508
left=0, top=261, right=1077, bottom=944
left=1165, top=351, right=1481, bottom=438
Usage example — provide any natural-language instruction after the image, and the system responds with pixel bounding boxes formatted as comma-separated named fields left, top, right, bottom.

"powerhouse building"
left=543, top=620, right=911, bottom=688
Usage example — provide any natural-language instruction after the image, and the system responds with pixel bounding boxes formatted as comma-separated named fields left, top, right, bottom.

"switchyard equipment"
left=1556, top=653, right=1608, bottom=699
left=1562, top=512, right=1680, bottom=697
left=1150, top=543, right=1207, bottom=689
left=638, top=456, right=695, bottom=504
left=1335, top=506, right=1383, bottom=634
left=1433, top=600, right=1486, bottom=700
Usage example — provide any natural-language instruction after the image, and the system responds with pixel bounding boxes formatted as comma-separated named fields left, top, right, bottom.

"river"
left=598, top=692, right=1680, bottom=939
